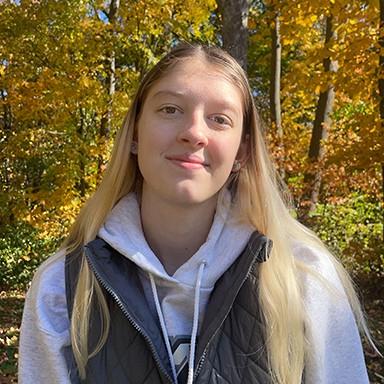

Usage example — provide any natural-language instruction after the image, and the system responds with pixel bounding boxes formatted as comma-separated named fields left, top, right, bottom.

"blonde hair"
left=61, top=43, right=374, bottom=382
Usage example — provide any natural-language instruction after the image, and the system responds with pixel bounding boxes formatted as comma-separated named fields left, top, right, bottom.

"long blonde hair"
left=61, top=43, right=374, bottom=383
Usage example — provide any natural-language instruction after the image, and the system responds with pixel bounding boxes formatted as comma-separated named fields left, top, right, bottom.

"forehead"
left=146, top=57, right=244, bottom=110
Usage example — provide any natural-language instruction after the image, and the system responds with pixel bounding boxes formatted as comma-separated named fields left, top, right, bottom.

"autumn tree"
left=216, top=0, right=249, bottom=70
left=0, top=0, right=216, bottom=239
left=379, top=0, right=384, bottom=239
left=302, top=14, right=337, bottom=217
left=268, top=1, right=284, bottom=178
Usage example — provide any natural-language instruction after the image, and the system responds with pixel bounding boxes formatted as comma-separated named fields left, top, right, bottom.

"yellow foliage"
left=0, top=0, right=216, bottom=238
left=249, top=0, right=381, bottom=198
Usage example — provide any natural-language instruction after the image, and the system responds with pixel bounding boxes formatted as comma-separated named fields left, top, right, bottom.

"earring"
left=131, top=141, right=138, bottom=154
left=232, top=160, right=241, bottom=172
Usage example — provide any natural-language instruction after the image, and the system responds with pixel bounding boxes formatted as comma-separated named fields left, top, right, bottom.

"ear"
left=235, top=134, right=249, bottom=165
left=131, top=141, right=138, bottom=155
left=132, top=127, right=139, bottom=151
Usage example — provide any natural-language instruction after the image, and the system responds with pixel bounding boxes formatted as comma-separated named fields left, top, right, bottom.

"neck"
left=140, top=191, right=218, bottom=275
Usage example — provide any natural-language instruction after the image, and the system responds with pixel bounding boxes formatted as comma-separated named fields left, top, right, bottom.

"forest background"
left=0, top=0, right=383, bottom=382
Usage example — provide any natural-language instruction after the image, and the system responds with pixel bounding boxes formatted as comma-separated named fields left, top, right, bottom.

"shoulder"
left=29, top=250, right=67, bottom=299
left=292, top=241, right=344, bottom=292
left=292, top=241, right=334, bottom=272
left=24, top=250, right=69, bottom=335
left=291, top=241, right=353, bottom=326
left=291, top=241, right=361, bottom=345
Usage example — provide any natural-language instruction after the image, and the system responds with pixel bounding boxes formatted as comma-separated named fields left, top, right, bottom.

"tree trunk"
left=1, top=89, right=12, bottom=191
left=77, top=107, right=87, bottom=197
left=0, top=89, right=13, bottom=224
left=216, top=0, right=249, bottom=71
left=269, top=10, right=284, bottom=179
left=379, top=0, right=384, bottom=240
left=98, top=0, right=120, bottom=177
left=303, top=15, right=336, bottom=218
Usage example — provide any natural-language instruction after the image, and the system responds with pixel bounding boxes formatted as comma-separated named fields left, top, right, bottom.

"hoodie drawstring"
left=149, top=260, right=206, bottom=384
left=187, top=260, right=206, bottom=384
left=149, top=273, right=178, bottom=384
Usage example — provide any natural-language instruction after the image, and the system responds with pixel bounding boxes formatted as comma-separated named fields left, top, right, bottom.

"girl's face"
left=136, top=57, right=245, bottom=207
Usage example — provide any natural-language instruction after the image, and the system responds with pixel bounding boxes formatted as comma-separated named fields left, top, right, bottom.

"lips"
left=166, top=154, right=208, bottom=169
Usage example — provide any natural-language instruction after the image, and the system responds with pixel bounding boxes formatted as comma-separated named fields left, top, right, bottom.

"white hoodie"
left=18, top=192, right=369, bottom=384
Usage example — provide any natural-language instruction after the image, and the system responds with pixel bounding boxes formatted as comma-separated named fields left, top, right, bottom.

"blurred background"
left=0, top=0, right=383, bottom=382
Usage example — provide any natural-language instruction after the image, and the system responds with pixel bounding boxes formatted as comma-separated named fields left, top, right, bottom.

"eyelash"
left=210, top=115, right=232, bottom=127
left=159, top=105, right=180, bottom=114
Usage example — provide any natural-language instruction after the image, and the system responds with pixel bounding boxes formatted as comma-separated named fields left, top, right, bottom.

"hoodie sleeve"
left=18, top=254, right=73, bottom=384
left=294, top=244, right=369, bottom=384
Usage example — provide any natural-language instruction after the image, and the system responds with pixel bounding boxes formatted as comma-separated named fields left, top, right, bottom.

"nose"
left=177, top=113, right=209, bottom=148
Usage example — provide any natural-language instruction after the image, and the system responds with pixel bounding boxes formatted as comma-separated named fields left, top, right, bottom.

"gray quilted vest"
left=64, top=231, right=273, bottom=384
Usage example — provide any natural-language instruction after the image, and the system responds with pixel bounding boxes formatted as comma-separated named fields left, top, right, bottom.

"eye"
left=210, top=114, right=232, bottom=127
left=159, top=105, right=179, bottom=114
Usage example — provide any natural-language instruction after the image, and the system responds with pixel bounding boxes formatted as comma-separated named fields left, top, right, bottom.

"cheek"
left=210, top=137, right=241, bottom=168
left=137, top=117, right=172, bottom=151
left=137, top=127, right=172, bottom=178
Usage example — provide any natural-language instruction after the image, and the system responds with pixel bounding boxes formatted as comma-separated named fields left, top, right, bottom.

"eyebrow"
left=151, top=90, right=186, bottom=99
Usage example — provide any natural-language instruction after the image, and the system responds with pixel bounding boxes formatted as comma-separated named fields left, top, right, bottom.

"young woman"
left=19, top=43, right=373, bottom=384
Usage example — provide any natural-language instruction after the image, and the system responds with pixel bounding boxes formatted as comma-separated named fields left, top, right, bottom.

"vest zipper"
left=84, top=248, right=175, bottom=384
left=193, top=239, right=270, bottom=380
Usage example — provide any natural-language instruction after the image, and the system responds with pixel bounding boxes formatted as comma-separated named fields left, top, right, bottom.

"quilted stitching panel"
left=205, top=329, right=271, bottom=383
left=196, top=287, right=271, bottom=384
left=210, top=367, right=232, bottom=384
left=86, top=306, right=169, bottom=384
left=222, top=304, right=264, bottom=355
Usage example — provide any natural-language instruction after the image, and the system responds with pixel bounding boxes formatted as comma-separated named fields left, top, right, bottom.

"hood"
left=97, top=190, right=254, bottom=290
